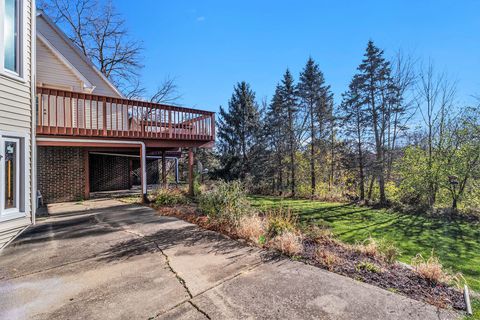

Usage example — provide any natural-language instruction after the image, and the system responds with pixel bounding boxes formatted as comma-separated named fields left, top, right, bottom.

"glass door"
left=1, top=137, right=20, bottom=216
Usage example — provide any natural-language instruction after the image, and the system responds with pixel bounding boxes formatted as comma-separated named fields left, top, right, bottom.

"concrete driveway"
left=0, top=199, right=459, bottom=320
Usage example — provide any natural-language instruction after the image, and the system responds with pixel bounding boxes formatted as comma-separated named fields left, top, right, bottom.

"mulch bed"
left=153, top=204, right=466, bottom=312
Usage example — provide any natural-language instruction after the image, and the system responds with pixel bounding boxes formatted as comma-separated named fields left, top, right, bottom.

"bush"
left=266, top=208, right=298, bottom=238
left=302, top=224, right=333, bottom=243
left=355, top=237, right=380, bottom=258
left=356, top=237, right=401, bottom=264
left=377, top=239, right=401, bottom=264
left=356, top=261, right=381, bottom=273
left=198, top=180, right=252, bottom=225
left=154, top=188, right=190, bottom=206
left=315, top=249, right=341, bottom=270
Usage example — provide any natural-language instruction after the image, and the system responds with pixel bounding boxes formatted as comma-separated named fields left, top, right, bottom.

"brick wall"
left=37, top=147, right=86, bottom=204
left=89, top=154, right=130, bottom=192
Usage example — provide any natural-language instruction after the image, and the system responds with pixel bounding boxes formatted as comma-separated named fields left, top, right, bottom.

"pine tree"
left=356, top=41, right=394, bottom=204
left=217, top=82, right=262, bottom=180
left=339, top=75, right=368, bottom=200
left=298, top=58, right=332, bottom=196
left=266, top=85, right=288, bottom=193
left=278, top=69, right=299, bottom=196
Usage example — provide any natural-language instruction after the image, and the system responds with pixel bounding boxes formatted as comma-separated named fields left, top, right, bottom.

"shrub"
left=236, top=214, right=266, bottom=244
left=356, top=237, right=401, bottom=264
left=154, top=188, right=190, bottom=206
left=356, top=261, right=381, bottom=273
left=355, top=237, right=379, bottom=258
left=411, top=251, right=449, bottom=284
left=198, top=180, right=252, bottom=225
left=269, top=231, right=304, bottom=256
left=377, top=239, right=401, bottom=264
left=266, top=208, right=298, bottom=238
left=315, top=249, right=340, bottom=271
left=302, top=224, right=333, bottom=243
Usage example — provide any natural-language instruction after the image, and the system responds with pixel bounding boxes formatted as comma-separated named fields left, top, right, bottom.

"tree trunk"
left=310, top=130, right=316, bottom=196
left=452, top=196, right=457, bottom=211
left=367, top=175, right=375, bottom=200
left=358, top=145, right=365, bottom=201
left=288, top=110, right=296, bottom=197
left=329, top=122, right=335, bottom=191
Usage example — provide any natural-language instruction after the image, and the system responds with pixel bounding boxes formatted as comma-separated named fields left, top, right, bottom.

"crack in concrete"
left=118, top=227, right=212, bottom=320
left=188, top=301, right=211, bottom=319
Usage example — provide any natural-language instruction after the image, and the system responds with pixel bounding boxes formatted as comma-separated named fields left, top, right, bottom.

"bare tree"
left=385, top=51, right=417, bottom=180
left=150, top=76, right=182, bottom=105
left=416, top=60, right=457, bottom=207
left=39, top=0, right=180, bottom=103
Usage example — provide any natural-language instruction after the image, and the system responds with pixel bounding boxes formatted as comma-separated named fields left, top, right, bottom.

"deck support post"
left=162, top=151, right=167, bottom=188
left=175, top=157, right=179, bottom=184
left=188, top=148, right=194, bottom=196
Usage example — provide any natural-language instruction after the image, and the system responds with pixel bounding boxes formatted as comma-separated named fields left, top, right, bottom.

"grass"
left=249, top=195, right=480, bottom=291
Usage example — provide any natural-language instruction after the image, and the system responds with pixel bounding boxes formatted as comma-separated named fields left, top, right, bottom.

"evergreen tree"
left=339, top=75, right=368, bottom=200
left=266, top=85, right=288, bottom=193
left=217, top=82, right=262, bottom=180
left=356, top=40, right=395, bottom=204
left=298, top=58, right=332, bottom=196
left=278, top=69, right=299, bottom=196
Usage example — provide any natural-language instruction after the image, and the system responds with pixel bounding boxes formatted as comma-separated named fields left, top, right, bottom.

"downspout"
left=31, top=1, right=37, bottom=224
left=35, top=138, right=147, bottom=196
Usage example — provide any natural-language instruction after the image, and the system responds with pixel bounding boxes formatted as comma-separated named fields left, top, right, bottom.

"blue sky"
left=115, top=0, right=480, bottom=112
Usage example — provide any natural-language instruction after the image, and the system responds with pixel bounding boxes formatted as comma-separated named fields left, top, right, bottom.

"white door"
left=0, top=137, right=21, bottom=219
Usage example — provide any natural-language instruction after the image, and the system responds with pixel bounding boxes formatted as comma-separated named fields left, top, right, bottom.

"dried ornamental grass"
left=269, top=231, right=304, bottom=256
left=236, top=215, right=266, bottom=244
left=355, top=237, right=380, bottom=258
left=411, top=251, right=450, bottom=284
left=315, top=249, right=341, bottom=271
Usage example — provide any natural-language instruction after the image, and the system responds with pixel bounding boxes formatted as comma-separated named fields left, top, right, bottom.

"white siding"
left=0, top=0, right=34, bottom=239
left=36, top=16, right=122, bottom=97
left=36, top=39, right=83, bottom=91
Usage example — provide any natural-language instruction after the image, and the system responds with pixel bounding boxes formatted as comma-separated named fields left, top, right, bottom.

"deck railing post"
left=102, top=97, right=107, bottom=136
left=168, top=110, right=172, bottom=138
left=35, top=87, right=215, bottom=144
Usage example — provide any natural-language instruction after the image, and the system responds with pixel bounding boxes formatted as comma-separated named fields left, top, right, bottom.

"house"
left=0, top=4, right=214, bottom=249
left=0, top=0, right=36, bottom=248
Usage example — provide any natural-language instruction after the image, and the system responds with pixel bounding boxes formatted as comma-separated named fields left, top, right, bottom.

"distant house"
left=0, top=7, right=214, bottom=249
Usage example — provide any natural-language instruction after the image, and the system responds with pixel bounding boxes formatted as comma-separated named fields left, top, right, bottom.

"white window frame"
left=0, top=132, right=27, bottom=222
left=0, top=0, right=26, bottom=81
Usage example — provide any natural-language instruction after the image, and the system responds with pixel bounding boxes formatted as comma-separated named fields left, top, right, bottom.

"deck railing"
left=36, top=87, right=215, bottom=141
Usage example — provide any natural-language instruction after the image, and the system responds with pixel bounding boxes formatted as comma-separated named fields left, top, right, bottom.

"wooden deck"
left=36, top=87, right=215, bottom=144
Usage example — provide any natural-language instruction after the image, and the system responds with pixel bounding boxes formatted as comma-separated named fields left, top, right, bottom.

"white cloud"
left=196, top=16, right=206, bottom=22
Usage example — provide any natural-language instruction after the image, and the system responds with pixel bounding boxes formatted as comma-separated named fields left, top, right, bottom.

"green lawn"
left=249, top=195, right=480, bottom=291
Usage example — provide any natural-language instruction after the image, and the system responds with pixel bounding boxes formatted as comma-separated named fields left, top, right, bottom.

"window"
left=4, top=0, right=18, bottom=72
left=0, top=134, right=26, bottom=220
left=1, top=0, right=23, bottom=77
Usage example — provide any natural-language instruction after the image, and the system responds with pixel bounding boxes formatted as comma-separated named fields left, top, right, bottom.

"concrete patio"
left=0, top=199, right=459, bottom=320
